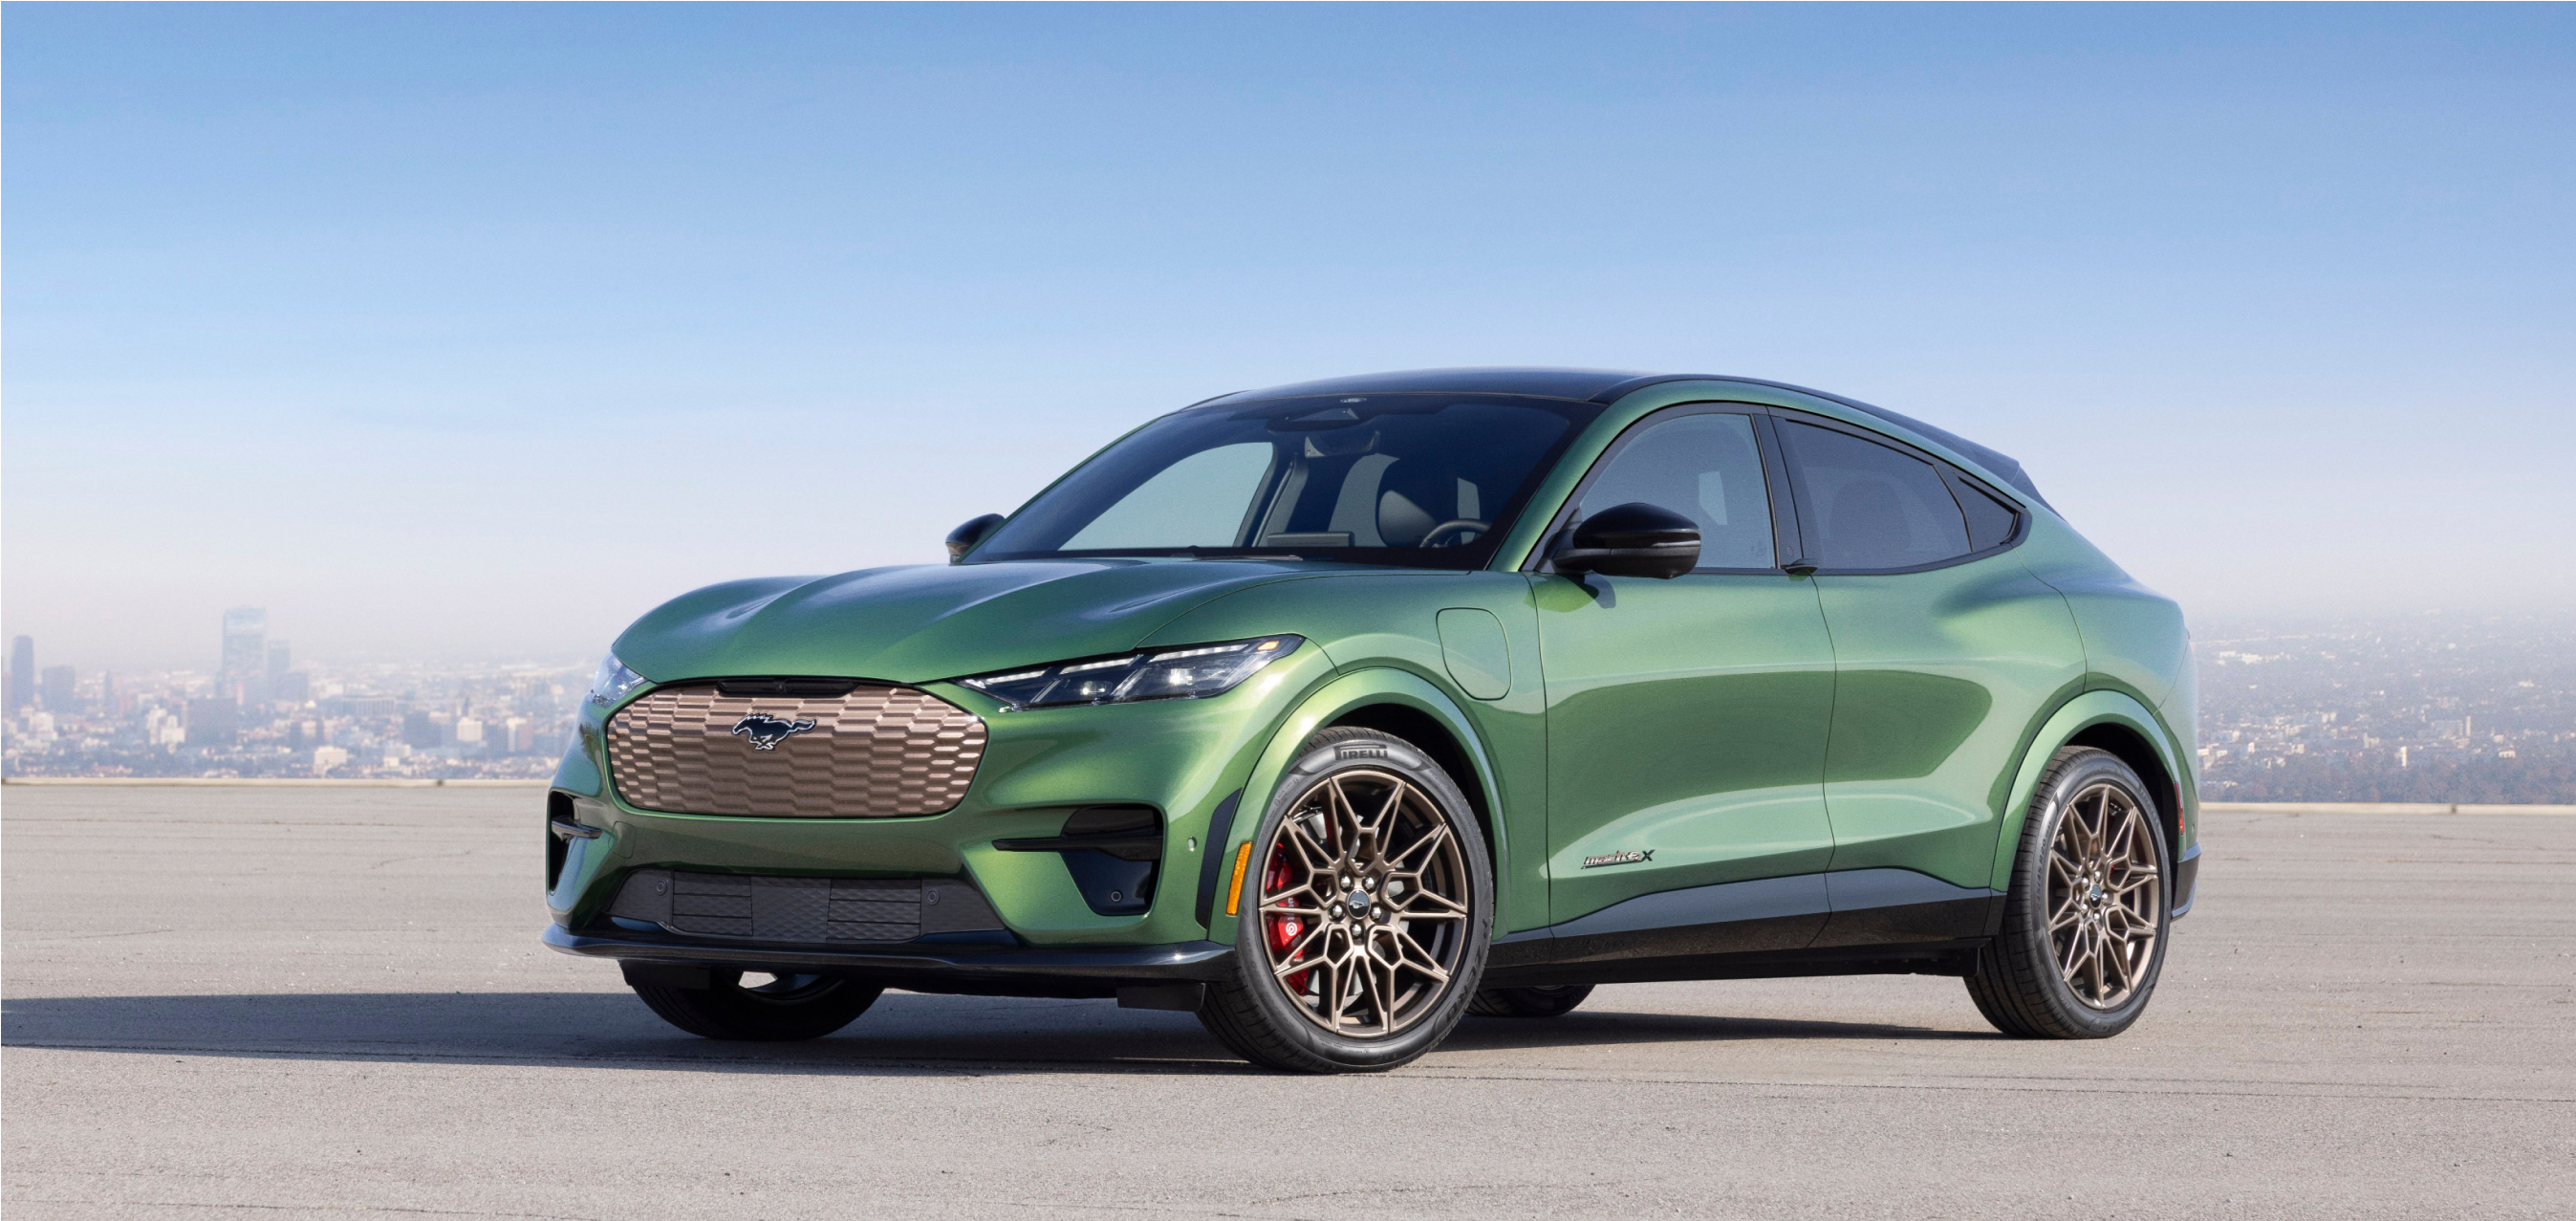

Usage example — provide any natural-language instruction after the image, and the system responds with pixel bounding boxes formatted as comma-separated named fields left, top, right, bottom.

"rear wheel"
left=1197, top=728, right=1492, bottom=1073
left=1469, top=984, right=1593, bottom=1018
left=1966, top=747, right=2171, bottom=1038
left=629, top=970, right=882, bottom=1040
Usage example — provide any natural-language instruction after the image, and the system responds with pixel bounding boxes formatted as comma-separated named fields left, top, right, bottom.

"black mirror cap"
left=1554, top=502, right=1700, bottom=579
left=945, top=513, right=1007, bottom=563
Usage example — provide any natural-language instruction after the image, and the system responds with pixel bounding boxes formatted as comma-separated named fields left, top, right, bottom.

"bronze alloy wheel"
left=1963, top=746, right=2172, bottom=1039
left=2046, top=780, right=2164, bottom=1009
left=1255, top=767, right=1473, bottom=1037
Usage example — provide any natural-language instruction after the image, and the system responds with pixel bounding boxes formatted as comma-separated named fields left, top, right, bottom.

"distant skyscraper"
left=185, top=698, right=240, bottom=746
left=221, top=607, right=266, bottom=701
left=267, top=640, right=292, bottom=684
left=40, top=665, right=77, bottom=711
left=7, top=636, right=31, bottom=712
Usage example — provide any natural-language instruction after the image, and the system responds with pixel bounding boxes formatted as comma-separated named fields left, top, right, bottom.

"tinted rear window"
left=1779, top=422, right=1970, bottom=570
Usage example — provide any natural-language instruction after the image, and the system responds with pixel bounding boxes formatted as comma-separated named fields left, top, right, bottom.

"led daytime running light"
left=958, top=635, right=1302, bottom=710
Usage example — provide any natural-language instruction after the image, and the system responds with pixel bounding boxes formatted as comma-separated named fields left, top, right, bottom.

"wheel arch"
left=1324, top=701, right=1499, bottom=862
left=1206, top=667, right=1509, bottom=945
left=1992, top=690, right=2191, bottom=894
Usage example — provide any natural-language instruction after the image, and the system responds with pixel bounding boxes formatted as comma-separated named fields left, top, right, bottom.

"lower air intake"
left=604, top=869, right=1007, bottom=944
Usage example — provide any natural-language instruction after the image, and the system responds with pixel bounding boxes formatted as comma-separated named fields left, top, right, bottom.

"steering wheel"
left=1418, top=519, right=1490, bottom=547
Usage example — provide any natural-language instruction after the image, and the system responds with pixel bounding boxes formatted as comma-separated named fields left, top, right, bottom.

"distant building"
left=272, top=672, right=311, bottom=704
left=40, top=665, right=76, bottom=711
left=400, top=710, right=443, bottom=750
left=8, top=636, right=32, bottom=711
left=312, top=745, right=352, bottom=774
left=185, top=698, right=240, bottom=747
left=221, top=607, right=266, bottom=700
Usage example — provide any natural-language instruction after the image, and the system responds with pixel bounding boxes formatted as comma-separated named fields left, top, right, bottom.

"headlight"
left=959, top=635, right=1302, bottom=710
left=588, top=652, right=649, bottom=708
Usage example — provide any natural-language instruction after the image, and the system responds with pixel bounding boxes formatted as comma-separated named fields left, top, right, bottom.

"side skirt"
left=1485, top=940, right=1987, bottom=988
left=1483, top=868, right=2002, bottom=989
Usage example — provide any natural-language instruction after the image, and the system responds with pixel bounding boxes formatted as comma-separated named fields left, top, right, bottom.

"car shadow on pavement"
left=3, top=989, right=1981, bottom=1076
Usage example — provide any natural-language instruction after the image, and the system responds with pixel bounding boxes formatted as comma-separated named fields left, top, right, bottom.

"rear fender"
left=1992, top=690, right=2191, bottom=893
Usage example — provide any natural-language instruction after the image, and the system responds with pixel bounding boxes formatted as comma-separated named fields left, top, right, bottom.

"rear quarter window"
left=1778, top=420, right=1971, bottom=570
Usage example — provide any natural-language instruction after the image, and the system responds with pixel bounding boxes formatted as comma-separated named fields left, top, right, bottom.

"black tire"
left=1469, top=984, right=1594, bottom=1018
left=630, top=970, right=882, bottom=1041
left=1965, top=746, right=2173, bottom=1039
left=1197, top=727, right=1494, bottom=1074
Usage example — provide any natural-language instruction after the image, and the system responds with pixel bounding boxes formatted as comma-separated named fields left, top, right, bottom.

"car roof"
left=1195, top=367, right=2050, bottom=508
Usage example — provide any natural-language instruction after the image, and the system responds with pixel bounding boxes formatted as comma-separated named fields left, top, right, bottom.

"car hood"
left=611, top=558, right=1345, bottom=687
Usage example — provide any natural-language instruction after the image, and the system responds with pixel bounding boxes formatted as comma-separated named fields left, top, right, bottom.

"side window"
left=1778, top=422, right=1970, bottom=570
left=1949, top=474, right=2021, bottom=551
left=1572, top=412, right=1775, bottom=569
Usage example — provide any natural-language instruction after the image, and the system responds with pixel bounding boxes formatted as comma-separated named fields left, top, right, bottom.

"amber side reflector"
left=1224, top=842, right=1254, bottom=916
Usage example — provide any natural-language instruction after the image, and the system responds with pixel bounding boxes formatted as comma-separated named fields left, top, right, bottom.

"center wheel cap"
left=1346, top=890, right=1372, bottom=918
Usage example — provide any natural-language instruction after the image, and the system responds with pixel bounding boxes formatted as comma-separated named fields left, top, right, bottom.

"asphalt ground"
left=4, top=787, right=2570, bottom=1220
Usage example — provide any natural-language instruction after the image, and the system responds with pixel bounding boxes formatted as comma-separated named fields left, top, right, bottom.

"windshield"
left=972, top=394, right=1598, bottom=568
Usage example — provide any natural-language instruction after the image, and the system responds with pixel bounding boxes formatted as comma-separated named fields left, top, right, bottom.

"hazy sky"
left=7, top=4, right=2571, bottom=672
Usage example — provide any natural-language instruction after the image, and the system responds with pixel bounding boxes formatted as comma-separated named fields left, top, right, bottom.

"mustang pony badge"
left=730, top=712, right=819, bottom=751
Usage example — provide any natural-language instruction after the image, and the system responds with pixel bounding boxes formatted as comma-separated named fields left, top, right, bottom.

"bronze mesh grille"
left=605, top=684, right=985, bottom=818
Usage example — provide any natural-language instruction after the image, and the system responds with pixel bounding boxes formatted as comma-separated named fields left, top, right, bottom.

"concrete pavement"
left=5, top=787, right=2570, bottom=1219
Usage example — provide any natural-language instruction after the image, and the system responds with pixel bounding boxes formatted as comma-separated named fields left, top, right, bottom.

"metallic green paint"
left=610, top=559, right=1344, bottom=687
left=1153, top=572, right=1541, bottom=934
left=1813, top=549, right=2089, bottom=889
left=1202, top=665, right=1519, bottom=945
left=1434, top=608, right=1512, bottom=700
left=548, top=373, right=2197, bottom=977
left=1536, top=569, right=1838, bottom=924
left=1992, top=689, right=2196, bottom=892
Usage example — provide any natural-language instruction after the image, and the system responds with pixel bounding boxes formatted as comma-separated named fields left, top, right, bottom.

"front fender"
left=1201, top=666, right=1507, bottom=948
left=1991, top=689, right=2191, bottom=893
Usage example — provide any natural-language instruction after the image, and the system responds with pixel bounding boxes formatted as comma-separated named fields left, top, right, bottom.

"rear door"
left=1772, top=414, right=2086, bottom=920
left=1532, top=406, right=1838, bottom=932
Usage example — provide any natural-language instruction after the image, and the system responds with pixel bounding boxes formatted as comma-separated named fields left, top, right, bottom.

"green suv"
left=544, top=368, right=2197, bottom=1072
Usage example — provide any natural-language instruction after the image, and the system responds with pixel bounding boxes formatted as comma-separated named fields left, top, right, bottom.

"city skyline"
left=4, top=606, right=588, bottom=783
left=7, top=604, right=2567, bottom=802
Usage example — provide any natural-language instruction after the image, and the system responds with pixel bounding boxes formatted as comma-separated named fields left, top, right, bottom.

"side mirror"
left=945, top=513, right=1007, bottom=563
left=1552, top=502, right=1700, bottom=579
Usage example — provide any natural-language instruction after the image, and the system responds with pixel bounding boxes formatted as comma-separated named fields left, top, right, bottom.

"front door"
left=1534, top=408, right=1838, bottom=932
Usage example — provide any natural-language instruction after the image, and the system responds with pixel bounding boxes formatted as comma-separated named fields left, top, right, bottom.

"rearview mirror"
left=1551, top=502, right=1699, bottom=579
left=946, top=513, right=1006, bottom=563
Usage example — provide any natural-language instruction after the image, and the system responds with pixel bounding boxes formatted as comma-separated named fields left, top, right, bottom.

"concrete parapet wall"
left=2200, top=800, right=2576, bottom=816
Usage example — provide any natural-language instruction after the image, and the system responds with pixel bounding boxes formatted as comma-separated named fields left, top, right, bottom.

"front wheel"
left=1965, top=747, right=2172, bottom=1038
left=1197, top=728, right=1493, bottom=1073
left=629, top=970, right=882, bottom=1041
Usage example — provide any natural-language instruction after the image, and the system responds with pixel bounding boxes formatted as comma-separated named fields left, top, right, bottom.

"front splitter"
left=543, top=923, right=1235, bottom=996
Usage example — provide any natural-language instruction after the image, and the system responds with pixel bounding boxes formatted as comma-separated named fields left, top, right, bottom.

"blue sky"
left=6, top=3, right=2571, bottom=669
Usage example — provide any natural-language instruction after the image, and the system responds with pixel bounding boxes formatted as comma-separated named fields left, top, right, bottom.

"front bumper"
left=543, top=923, right=1234, bottom=997
left=547, top=651, right=1336, bottom=949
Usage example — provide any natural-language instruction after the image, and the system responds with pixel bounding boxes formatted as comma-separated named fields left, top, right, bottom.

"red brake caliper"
left=1265, top=841, right=1310, bottom=991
